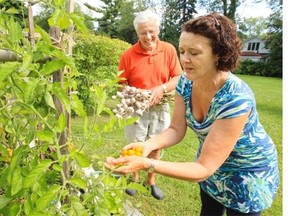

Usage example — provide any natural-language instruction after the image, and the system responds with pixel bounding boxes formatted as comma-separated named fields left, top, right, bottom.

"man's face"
left=137, top=21, right=159, bottom=52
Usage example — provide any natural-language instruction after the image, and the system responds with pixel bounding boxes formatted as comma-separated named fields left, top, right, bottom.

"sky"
left=73, top=0, right=272, bottom=19
left=235, top=0, right=272, bottom=18
left=32, top=0, right=273, bottom=20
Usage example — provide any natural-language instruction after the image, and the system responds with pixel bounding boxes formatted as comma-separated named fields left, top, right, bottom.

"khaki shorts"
left=125, top=103, right=170, bottom=142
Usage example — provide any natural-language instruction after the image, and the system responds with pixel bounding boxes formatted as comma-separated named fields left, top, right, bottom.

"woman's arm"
left=146, top=111, right=250, bottom=182
left=106, top=111, right=250, bottom=182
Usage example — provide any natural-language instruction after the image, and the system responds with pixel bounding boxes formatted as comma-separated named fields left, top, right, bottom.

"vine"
left=0, top=0, right=132, bottom=215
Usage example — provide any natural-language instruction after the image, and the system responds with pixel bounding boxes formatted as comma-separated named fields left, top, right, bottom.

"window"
left=247, top=42, right=260, bottom=52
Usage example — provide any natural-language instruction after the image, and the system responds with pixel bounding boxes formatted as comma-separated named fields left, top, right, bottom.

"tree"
left=161, top=0, right=197, bottom=49
left=113, top=0, right=148, bottom=44
left=197, top=0, right=243, bottom=22
left=33, top=3, right=54, bottom=32
left=33, top=1, right=95, bottom=32
left=84, top=0, right=150, bottom=43
left=264, top=1, right=282, bottom=77
left=0, top=0, right=28, bottom=27
left=266, top=0, right=282, bottom=10
left=84, top=0, right=125, bottom=38
left=237, top=16, right=268, bottom=40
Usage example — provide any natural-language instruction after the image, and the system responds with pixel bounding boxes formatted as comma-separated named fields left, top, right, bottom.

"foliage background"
left=73, top=34, right=131, bottom=111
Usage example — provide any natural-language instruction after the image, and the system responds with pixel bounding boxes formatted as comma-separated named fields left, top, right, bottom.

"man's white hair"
left=133, top=10, right=160, bottom=32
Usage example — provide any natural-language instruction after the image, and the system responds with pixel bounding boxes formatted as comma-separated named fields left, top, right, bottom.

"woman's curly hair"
left=181, top=13, right=242, bottom=71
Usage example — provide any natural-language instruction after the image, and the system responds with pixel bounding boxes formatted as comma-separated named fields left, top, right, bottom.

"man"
left=118, top=10, right=182, bottom=200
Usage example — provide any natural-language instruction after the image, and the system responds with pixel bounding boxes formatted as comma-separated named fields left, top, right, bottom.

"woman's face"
left=137, top=21, right=159, bottom=52
left=179, top=32, right=218, bottom=81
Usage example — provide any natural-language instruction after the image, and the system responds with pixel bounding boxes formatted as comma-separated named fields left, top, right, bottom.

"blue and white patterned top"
left=175, top=72, right=279, bottom=213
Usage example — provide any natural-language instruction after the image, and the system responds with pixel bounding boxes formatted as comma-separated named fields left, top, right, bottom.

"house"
left=240, top=36, right=269, bottom=62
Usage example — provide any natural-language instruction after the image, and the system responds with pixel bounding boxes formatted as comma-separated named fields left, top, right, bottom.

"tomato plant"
left=0, top=1, right=132, bottom=215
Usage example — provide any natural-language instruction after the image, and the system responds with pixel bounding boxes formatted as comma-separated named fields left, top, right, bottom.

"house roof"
left=243, top=36, right=266, bottom=43
left=241, top=51, right=262, bottom=57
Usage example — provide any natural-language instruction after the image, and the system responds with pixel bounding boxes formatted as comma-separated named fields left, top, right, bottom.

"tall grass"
left=71, top=75, right=282, bottom=216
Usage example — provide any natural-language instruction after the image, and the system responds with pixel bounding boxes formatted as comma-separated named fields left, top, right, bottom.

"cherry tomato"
left=121, top=149, right=128, bottom=157
left=135, top=146, right=143, bottom=156
left=127, top=149, right=135, bottom=156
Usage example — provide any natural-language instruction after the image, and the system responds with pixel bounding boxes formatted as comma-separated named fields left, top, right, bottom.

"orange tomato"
left=135, top=146, right=143, bottom=156
left=121, top=149, right=128, bottom=157
left=127, top=149, right=135, bottom=156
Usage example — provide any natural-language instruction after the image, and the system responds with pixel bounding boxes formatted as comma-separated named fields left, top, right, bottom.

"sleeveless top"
left=175, top=72, right=279, bottom=213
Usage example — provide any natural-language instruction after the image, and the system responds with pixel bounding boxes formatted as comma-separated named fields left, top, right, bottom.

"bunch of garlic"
left=112, top=86, right=151, bottom=118
left=112, top=86, right=175, bottom=119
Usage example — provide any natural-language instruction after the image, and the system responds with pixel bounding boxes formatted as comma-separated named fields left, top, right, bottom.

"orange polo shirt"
left=118, top=40, right=182, bottom=90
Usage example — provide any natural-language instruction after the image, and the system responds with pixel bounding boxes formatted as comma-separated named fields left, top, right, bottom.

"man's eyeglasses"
left=138, top=30, right=158, bottom=37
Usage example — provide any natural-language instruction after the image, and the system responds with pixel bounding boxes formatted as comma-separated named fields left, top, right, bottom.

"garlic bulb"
left=112, top=85, right=174, bottom=118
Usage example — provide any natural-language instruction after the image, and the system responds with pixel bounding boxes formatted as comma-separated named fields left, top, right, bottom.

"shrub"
left=73, top=34, right=131, bottom=111
left=235, top=60, right=282, bottom=77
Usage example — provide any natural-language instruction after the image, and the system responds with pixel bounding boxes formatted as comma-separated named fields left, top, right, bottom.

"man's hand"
left=149, top=85, right=164, bottom=107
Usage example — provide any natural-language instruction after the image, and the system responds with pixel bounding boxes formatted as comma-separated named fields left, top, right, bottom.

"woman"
left=105, top=13, right=279, bottom=215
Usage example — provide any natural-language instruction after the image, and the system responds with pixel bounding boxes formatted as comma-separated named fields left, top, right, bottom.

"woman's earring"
left=216, top=61, right=218, bottom=66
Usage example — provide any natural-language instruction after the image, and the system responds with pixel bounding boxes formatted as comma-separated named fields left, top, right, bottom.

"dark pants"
left=200, top=188, right=261, bottom=216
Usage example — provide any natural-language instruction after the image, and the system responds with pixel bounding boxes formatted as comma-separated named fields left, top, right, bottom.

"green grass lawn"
left=71, top=74, right=282, bottom=216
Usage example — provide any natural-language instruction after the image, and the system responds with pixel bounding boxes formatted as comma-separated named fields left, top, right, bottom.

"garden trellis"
left=0, top=0, right=75, bottom=182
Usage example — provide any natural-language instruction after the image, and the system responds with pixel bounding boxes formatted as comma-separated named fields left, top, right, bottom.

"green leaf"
left=48, top=9, right=60, bottom=27
left=20, top=51, right=33, bottom=73
left=48, top=9, right=71, bottom=30
left=9, top=202, right=21, bottom=215
left=52, top=164, right=62, bottom=172
left=24, top=198, right=33, bottom=215
left=54, top=0, right=65, bottom=7
left=6, top=17, right=22, bottom=45
left=58, top=15, right=71, bottom=30
left=0, top=62, right=20, bottom=81
left=55, top=113, right=66, bottom=132
left=23, top=159, right=53, bottom=188
left=44, top=91, right=56, bottom=109
left=0, top=196, right=12, bottom=209
left=36, top=185, right=61, bottom=210
left=10, top=145, right=29, bottom=170
left=11, top=167, right=23, bottom=196
left=23, top=78, right=39, bottom=103
left=36, top=130, right=54, bottom=143
left=127, top=182, right=148, bottom=193
left=103, top=118, right=118, bottom=132
left=70, top=13, right=87, bottom=34
left=72, top=152, right=90, bottom=168
left=69, top=177, right=87, bottom=189
left=0, top=145, right=9, bottom=159
left=70, top=197, right=89, bottom=216
left=52, top=83, right=71, bottom=113
left=40, top=60, right=66, bottom=75
left=71, top=94, right=86, bottom=118
left=6, top=8, right=18, bottom=14
left=35, top=25, right=52, bottom=44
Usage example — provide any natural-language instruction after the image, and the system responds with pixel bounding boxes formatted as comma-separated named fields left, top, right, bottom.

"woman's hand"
left=104, top=155, right=151, bottom=175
